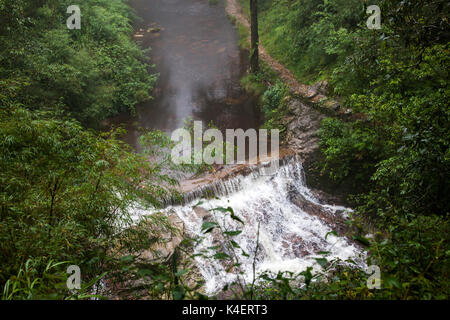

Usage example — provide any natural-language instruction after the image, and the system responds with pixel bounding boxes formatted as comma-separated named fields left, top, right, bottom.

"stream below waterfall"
left=114, top=0, right=365, bottom=294
left=131, top=156, right=366, bottom=294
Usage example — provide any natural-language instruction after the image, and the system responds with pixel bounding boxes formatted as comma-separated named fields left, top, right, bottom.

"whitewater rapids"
left=131, top=156, right=366, bottom=294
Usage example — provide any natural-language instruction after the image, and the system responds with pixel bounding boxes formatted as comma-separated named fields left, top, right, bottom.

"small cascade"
left=131, top=155, right=366, bottom=295
left=163, top=155, right=300, bottom=206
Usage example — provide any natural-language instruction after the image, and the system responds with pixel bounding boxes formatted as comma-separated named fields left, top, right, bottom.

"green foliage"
left=0, top=1, right=168, bottom=298
left=309, top=214, right=449, bottom=300
left=318, top=117, right=384, bottom=186
left=319, top=43, right=450, bottom=217
left=239, top=59, right=288, bottom=134
left=257, top=0, right=450, bottom=218
left=236, top=22, right=251, bottom=50
left=232, top=214, right=448, bottom=300
left=0, top=0, right=156, bottom=126
left=0, top=106, right=178, bottom=299
left=240, top=74, right=266, bottom=96
left=262, top=81, right=288, bottom=117
left=1, top=0, right=448, bottom=300
left=244, top=0, right=366, bottom=83
left=314, top=0, right=450, bottom=300
left=260, top=85, right=288, bottom=138
left=2, top=259, right=107, bottom=300
left=241, top=0, right=450, bottom=300
left=369, top=215, right=450, bottom=299
left=2, top=259, right=68, bottom=300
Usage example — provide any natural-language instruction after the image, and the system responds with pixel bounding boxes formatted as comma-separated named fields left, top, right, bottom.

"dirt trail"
left=225, top=0, right=340, bottom=109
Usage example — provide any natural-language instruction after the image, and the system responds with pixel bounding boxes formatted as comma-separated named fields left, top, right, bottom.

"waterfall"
left=163, top=155, right=303, bottom=206
left=131, top=155, right=366, bottom=295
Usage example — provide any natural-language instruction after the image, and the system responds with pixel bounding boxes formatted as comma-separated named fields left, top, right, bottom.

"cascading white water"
left=131, top=156, right=366, bottom=295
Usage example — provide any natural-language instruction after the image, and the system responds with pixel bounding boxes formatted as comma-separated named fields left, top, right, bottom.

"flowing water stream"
left=131, top=156, right=365, bottom=294
left=118, top=0, right=365, bottom=294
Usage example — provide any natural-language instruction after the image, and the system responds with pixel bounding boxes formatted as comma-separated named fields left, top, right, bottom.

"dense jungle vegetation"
left=0, top=0, right=448, bottom=300
left=241, top=0, right=449, bottom=298
left=0, top=0, right=176, bottom=299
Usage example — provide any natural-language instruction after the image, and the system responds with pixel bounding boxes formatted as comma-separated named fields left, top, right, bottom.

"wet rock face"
left=287, top=186, right=323, bottom=215
left=283, top=97, right=325, bottom=161
left=137, top=211, right=185, bottom=262
left=281, top=96, right=351, bottom=206
left=193, top=206, right=212, bottom=221
left=287, top=185, right=349, bottom=237
left=282, top=235, right=310, bottom=257
left=311, top=80, right=329, bottom=96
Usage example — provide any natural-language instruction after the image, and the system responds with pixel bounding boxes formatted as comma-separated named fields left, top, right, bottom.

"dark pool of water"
left=109, top=0, right=261, bottom=150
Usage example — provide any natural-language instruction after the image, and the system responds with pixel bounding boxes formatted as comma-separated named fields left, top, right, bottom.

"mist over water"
left=111, top=0, right=261, bottom=150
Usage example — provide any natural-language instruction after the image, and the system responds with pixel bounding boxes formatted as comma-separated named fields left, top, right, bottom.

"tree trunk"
left=250, top=0, right=259, bottom=73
